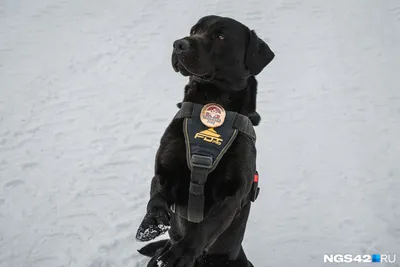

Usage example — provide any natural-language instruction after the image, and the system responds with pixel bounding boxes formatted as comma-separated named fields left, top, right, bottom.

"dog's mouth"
left=175, top=61, right=215, bottom=81
left=191, top=72, right=215, bottom=82
left=173, top=55, right=215, bottom=82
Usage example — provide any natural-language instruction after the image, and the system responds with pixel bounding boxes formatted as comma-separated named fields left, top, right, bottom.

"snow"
left=1, top=0, right=400, bottom=266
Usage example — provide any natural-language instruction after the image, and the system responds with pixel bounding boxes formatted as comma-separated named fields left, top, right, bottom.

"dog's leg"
left=234, top=246, right=254, bottom=267
left=156, top=142, right=255, bottom=267
left=138, top=239, right=169, bottom=257
left=157, top=185, right=251, bottom=267
left=145, top=240, right=172, bottom=267
left=137, top=119, right=188, bottom=243
left=136, top=174, right=172, bottom=242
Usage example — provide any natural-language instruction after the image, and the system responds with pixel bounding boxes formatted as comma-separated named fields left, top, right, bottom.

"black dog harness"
left=171, top=102, right=260, bottom=223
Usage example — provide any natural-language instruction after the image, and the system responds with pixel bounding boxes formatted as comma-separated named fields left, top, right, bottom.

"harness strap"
left=174, top=101, right=194, bottom=119
left=187, top=154, right=213, bottom=223
left=171, top=102, right=258, bottom=223
left=175, top=102, right=256, bottom=140
left=232, top=113, right=256, bottom=140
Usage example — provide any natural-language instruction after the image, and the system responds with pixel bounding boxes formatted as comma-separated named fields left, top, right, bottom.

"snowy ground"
left=1, top=0, right=400, bottom=267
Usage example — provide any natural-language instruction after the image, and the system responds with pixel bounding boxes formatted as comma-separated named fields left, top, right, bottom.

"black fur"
left=138, top=239, right=169, bottom=257
left=136, top=15, right=274, bottom=267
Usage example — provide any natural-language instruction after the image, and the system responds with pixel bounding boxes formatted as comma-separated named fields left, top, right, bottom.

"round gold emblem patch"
left=200, top=103, right=226, bottom=128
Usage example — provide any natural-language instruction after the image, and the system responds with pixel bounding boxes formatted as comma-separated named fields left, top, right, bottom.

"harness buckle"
left=191, top=154, right=213, bottom=169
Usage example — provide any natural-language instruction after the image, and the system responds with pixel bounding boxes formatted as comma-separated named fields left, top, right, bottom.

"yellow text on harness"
left=194, top=128, right=223, bottom=145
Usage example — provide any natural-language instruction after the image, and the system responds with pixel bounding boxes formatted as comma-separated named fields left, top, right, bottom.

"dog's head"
left=172, top=15, right=274, bottom=89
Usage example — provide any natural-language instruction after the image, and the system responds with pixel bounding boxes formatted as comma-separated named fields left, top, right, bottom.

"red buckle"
left=251, top=171, right=260, bottom=202
left=254, top=172, right=259, bottom=183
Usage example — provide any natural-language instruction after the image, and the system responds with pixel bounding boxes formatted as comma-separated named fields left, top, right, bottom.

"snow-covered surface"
left=1, top=0, right=400, bottom=266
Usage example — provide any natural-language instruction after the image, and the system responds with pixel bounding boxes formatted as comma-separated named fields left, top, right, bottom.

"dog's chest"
left=164, top=102, right=256, bottom=223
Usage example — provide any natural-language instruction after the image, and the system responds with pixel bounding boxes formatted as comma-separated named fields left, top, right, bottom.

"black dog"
left=136, top=15, right=274, bottom=267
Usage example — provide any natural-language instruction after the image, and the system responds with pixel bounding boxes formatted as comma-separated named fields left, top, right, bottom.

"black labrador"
left=136, top=15, right=274, bottom=267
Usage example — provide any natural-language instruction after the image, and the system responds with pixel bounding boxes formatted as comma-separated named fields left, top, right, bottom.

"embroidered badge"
left=200, top=103, right=226, bottom=128
left=194, top=128, right=223, bottom=145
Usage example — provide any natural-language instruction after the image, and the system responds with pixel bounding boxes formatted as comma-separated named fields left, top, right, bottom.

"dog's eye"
left=218, top=34, right=225, bottom=40
left=190, top=29, right=196, bottom=35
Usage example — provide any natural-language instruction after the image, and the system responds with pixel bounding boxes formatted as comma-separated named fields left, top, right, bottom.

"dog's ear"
left=245, top=30, right=275, bottom=76
left=248, top=111, right=261, bottom=126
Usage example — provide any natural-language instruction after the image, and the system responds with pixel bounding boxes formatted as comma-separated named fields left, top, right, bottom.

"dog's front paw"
left=156, top=243, right=197, bottom=267
left=136, top=208, right=171, bottom=242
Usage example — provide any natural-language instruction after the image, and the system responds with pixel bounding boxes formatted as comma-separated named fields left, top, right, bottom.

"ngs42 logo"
left=324, top=254, right=396, bottom=263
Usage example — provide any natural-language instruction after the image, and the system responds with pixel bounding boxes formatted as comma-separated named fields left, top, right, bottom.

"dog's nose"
left=173, top=39, right=190, bottom=53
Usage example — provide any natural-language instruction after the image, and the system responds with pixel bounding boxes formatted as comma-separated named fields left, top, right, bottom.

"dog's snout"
left=173, top=39, right=190, bottom=53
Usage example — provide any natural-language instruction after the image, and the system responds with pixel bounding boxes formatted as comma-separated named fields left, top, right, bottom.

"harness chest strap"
left=172, top=102, right=258, bottom=223
left=174, top=102, right=256, bottom=140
